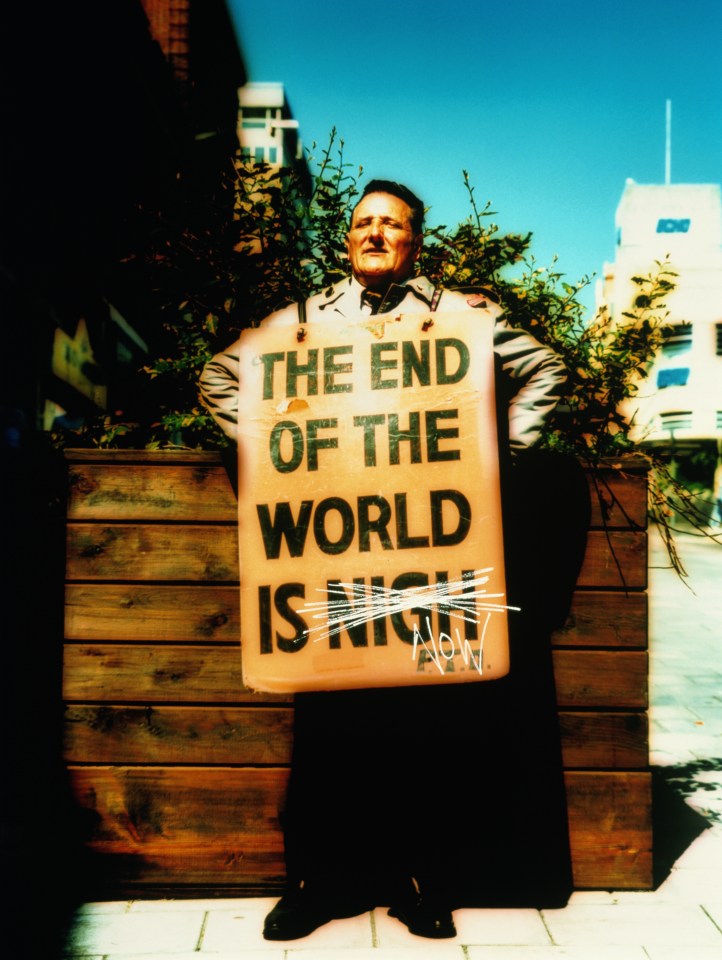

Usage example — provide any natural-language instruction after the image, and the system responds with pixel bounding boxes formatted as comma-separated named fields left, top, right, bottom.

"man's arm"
left=198, top=303, right=300, bottom=441
left=198, top=340, right=242, bottom=441
left=493, top=319, right=567, bottom=451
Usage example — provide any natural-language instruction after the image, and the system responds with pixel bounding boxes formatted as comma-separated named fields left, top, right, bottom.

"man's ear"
left=413, top=234, right=423, bottom=260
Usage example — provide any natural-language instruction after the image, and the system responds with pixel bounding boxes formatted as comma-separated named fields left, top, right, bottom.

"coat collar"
left=321, top=274, right=436, bottom=315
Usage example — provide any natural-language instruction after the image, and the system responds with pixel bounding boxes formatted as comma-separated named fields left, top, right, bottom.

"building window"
left=254, top=146, right=265, bottom=163
left=268, top=147, right=278, bottom=164
left=656, top=218, right=691, bottom=233
left=659, top=411, right=693, bottom=432
left=716, top=323, right=722, bottom=356
left=717, top=411, right=722, bottom=431
left=657, top=368, right=690, bottom=389
left=242, top=119, right=266, bottom=129
left=661, top=322, right=692, bottom=357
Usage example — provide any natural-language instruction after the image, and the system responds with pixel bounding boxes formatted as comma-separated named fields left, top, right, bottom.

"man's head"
left=347, top=180, right=424, bottom=290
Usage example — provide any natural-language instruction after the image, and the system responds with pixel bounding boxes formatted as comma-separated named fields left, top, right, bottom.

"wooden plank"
left=65, top=584, right=241, bottom=641
left=64, top=583, right=646, bottom=647
left=577, top=530, right=647, bottom=589
left=64, top=449, right=229, bottom=465
left=552, top=590, right=647, bottom=648
left=67, top=463, right=236, bottom=522
left=559, top=712, right=648, bottom=769
left=66, top=524, right=239, bottom=582
left=587, top=468, right=647, bottom=530
left=553, top=650, right=648, bottom=709
left=67, top=766, right=288, bottom=886
left=63, top=452, right=647, bottom=530
left=66, top=766, right=652, bottom=889
left=64, top=705, right=293, bottom=765
left=63, top=644, right=647, bottom=708
left=63, top=703, right=645, bottom=770
left=586, top=469, right=647, bottom=530
left=65, top=525, right=644, bottom=588
left=62, top=645, right=270, bottom=703
left=566, top=771, right=652, bottom=889
left=64, top=461, right=645, bottom=527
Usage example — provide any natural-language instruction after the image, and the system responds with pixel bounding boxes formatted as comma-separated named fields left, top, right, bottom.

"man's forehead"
left=351, top=191, right=413, bottom=224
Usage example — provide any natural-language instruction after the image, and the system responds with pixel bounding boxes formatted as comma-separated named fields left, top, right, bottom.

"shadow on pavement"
left=652, top=761, right=722, bottom=887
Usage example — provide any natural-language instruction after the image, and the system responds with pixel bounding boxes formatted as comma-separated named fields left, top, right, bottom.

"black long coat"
left=282, top=448, right=591, bottom=909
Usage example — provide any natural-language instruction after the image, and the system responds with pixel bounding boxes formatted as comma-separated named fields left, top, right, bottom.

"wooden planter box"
left=62, top=449, right=651, bottom=896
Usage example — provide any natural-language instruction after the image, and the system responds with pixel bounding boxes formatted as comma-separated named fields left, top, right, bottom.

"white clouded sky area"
left=228, top=0, right=722, bottom=312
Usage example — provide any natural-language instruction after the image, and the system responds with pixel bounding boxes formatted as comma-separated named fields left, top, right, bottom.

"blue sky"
left=228, top=0, right=722, bottom=313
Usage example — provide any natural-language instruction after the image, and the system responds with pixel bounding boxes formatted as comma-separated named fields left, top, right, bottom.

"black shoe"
left=263, top=885, right=373, bottom=941
left=263, top=887, right=333, bottom=941
left=388, top=893, right=457, bottom=939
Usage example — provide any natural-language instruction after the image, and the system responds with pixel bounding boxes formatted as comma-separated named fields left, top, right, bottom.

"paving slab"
left=63, top=906, right=206, bottom=956
left=287, top=948, right=465, bottom=960
left=541, top=902, right=722, bottom=948
left=644, top=948, right=722, bottom=960
left=466, top=948, right=648, bottom=960
left=101, top=953, right=283, bottom=960
left=201, top=902, right=375, bottom=952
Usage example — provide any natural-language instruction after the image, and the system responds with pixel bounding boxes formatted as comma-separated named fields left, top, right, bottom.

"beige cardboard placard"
left=236, top=311, right=513, bottom=692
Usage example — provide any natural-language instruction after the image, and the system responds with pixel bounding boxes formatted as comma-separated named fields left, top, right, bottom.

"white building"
left=237, top=82, right=307, bottom=180
left=599, top=181, right=722, bottom=451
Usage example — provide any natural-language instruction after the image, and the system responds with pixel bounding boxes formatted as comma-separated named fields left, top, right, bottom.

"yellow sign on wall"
left=51, top=318, right=107, bottom=409
left=236, top=311, right=513, bottom=692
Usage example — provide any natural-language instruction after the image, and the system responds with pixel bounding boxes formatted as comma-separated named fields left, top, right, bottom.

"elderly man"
left=201, top=180, right=565, bottom=452
left=200, top=180, right=589, bottom=941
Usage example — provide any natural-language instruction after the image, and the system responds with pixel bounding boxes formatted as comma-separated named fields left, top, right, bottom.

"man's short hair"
left=354, top=179, right=425, bottom=235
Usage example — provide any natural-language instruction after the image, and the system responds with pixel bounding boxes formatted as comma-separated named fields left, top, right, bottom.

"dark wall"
left=1, top=0, right=246, bottom=428
left=2, top=2, right=182, bottom=290
left=0, top=4, right=245, bottom=954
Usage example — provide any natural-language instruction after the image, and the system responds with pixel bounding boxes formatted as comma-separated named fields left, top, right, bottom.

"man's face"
left=347, top=192, right=422, bottom=290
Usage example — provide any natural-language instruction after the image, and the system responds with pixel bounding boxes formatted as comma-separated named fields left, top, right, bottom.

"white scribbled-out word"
left=299, top=568, right=519, bottom=676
